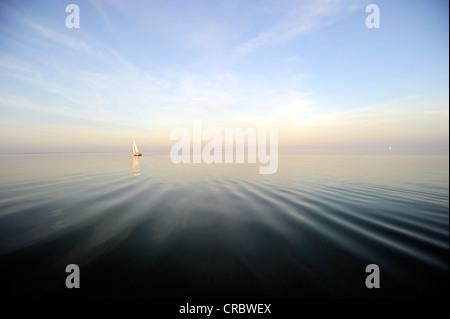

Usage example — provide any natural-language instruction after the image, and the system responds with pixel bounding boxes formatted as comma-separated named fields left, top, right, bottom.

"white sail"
left=132, top=137, right=139, bottom=154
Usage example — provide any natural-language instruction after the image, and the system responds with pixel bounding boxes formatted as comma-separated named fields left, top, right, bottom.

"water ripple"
left=0, top=153, right=448, bottom=297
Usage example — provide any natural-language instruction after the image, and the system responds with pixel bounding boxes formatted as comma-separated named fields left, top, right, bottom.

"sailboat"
left=132, top=137, right=142, bottom=156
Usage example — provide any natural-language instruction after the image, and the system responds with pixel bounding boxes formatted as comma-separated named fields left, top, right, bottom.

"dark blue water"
left=0, top=151, right=448, bottom=298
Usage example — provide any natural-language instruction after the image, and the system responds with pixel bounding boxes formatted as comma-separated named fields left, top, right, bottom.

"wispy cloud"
left=281, top=95, right=449, bottom=147
left=25, top=20, right=99, bottom=57
left=232, top=0, right=357, bottom=59
left=0, top=95, right=134, bottom=128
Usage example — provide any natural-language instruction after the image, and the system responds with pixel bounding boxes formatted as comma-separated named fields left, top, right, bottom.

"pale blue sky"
left=0, top=0, right=448, bottom=152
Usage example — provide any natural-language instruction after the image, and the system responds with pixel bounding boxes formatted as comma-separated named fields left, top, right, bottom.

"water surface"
left=0, top=151, right=448, bottom=298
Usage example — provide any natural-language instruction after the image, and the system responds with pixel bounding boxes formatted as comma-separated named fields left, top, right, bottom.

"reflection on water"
left=0, top=151, right=448, bottom=298
left=132, top=156, right=141, bottom=177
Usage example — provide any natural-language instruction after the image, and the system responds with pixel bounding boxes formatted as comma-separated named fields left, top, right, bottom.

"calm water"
left=0, top=151, right=448, bottom=298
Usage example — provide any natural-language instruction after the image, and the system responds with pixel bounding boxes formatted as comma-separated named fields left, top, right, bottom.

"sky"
left=0, top=0, right=448, bottom=152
